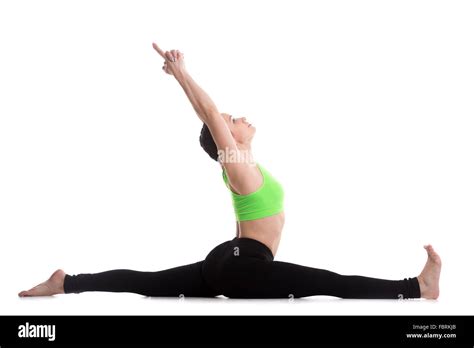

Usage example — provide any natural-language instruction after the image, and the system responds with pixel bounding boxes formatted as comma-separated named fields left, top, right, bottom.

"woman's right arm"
left=152, top=43, right=239, bottom=158
left=153, top=43, right=218, bottom=123
left=152, top=43, right=260, bottom=195
left=173, top=69, right=218, bottom=124
left=174, top=70, right=245, bottom=162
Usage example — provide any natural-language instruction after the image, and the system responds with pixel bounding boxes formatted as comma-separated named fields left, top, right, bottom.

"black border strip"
left=0, top=315, right=473, bottom=346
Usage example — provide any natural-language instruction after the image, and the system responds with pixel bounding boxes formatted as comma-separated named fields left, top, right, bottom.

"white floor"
left=4, top=288, right=473, bottom=316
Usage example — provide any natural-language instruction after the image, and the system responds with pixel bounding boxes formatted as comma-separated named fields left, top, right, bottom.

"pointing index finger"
left=152, top=42, right=166, bottom=59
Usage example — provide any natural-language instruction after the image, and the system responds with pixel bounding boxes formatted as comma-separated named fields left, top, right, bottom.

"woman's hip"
left=201, top=237, right=274, bottom=293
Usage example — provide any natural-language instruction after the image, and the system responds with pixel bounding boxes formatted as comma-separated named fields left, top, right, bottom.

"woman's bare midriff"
left=238, top=211, right=285, bottom=257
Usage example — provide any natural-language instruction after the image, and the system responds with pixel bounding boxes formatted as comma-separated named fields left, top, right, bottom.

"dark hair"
left=199, top=123, right=219, bottom=161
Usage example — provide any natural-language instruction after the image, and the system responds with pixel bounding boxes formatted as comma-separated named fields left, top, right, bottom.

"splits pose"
left=19, top=43, right=441, bottom=300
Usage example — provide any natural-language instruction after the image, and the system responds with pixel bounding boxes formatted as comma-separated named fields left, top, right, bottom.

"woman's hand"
left=152, top=42, right=186, bottom=76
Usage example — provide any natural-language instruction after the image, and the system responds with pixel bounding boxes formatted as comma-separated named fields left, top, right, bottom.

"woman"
left=18, top=43, right=441, bottom=299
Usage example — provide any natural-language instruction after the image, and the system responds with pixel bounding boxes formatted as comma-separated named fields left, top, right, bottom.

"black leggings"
left=64, top=237, right=420, bottom=299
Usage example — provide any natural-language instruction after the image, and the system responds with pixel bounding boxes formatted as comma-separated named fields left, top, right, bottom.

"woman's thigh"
left=216, top=259, right=342, bottom=299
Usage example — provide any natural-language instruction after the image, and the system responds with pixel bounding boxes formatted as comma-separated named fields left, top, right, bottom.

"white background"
left=1, top=0, right=473, bottom=315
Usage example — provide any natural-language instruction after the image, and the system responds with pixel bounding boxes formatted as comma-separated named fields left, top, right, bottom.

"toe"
left=19, top=290, right=31, bottom=297
left=428, top=246, right=438, bottom=257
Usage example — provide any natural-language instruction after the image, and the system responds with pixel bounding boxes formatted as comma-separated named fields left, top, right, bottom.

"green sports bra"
left=222, top=163, right=284, bottom=221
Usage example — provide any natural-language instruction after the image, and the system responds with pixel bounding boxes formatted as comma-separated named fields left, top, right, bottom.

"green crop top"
left=222, top=163, right=284, bottom=221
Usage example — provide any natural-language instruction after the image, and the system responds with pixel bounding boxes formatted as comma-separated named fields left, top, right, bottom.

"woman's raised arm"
left=152, top=42, right=239, bottom=159
left=152, top=43, right=218, bottom=124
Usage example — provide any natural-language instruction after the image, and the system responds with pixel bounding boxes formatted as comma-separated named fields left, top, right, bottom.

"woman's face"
left=221, top=113, right=256, bottom=143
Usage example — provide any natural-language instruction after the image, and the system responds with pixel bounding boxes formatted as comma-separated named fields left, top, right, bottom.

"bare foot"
left=18, top=269, right=66, bottom=297
left=417, top=245, right=441, bottom=299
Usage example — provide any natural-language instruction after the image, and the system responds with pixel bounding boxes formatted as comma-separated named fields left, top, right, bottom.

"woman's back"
left=222, top=163, right=285, bottom=256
